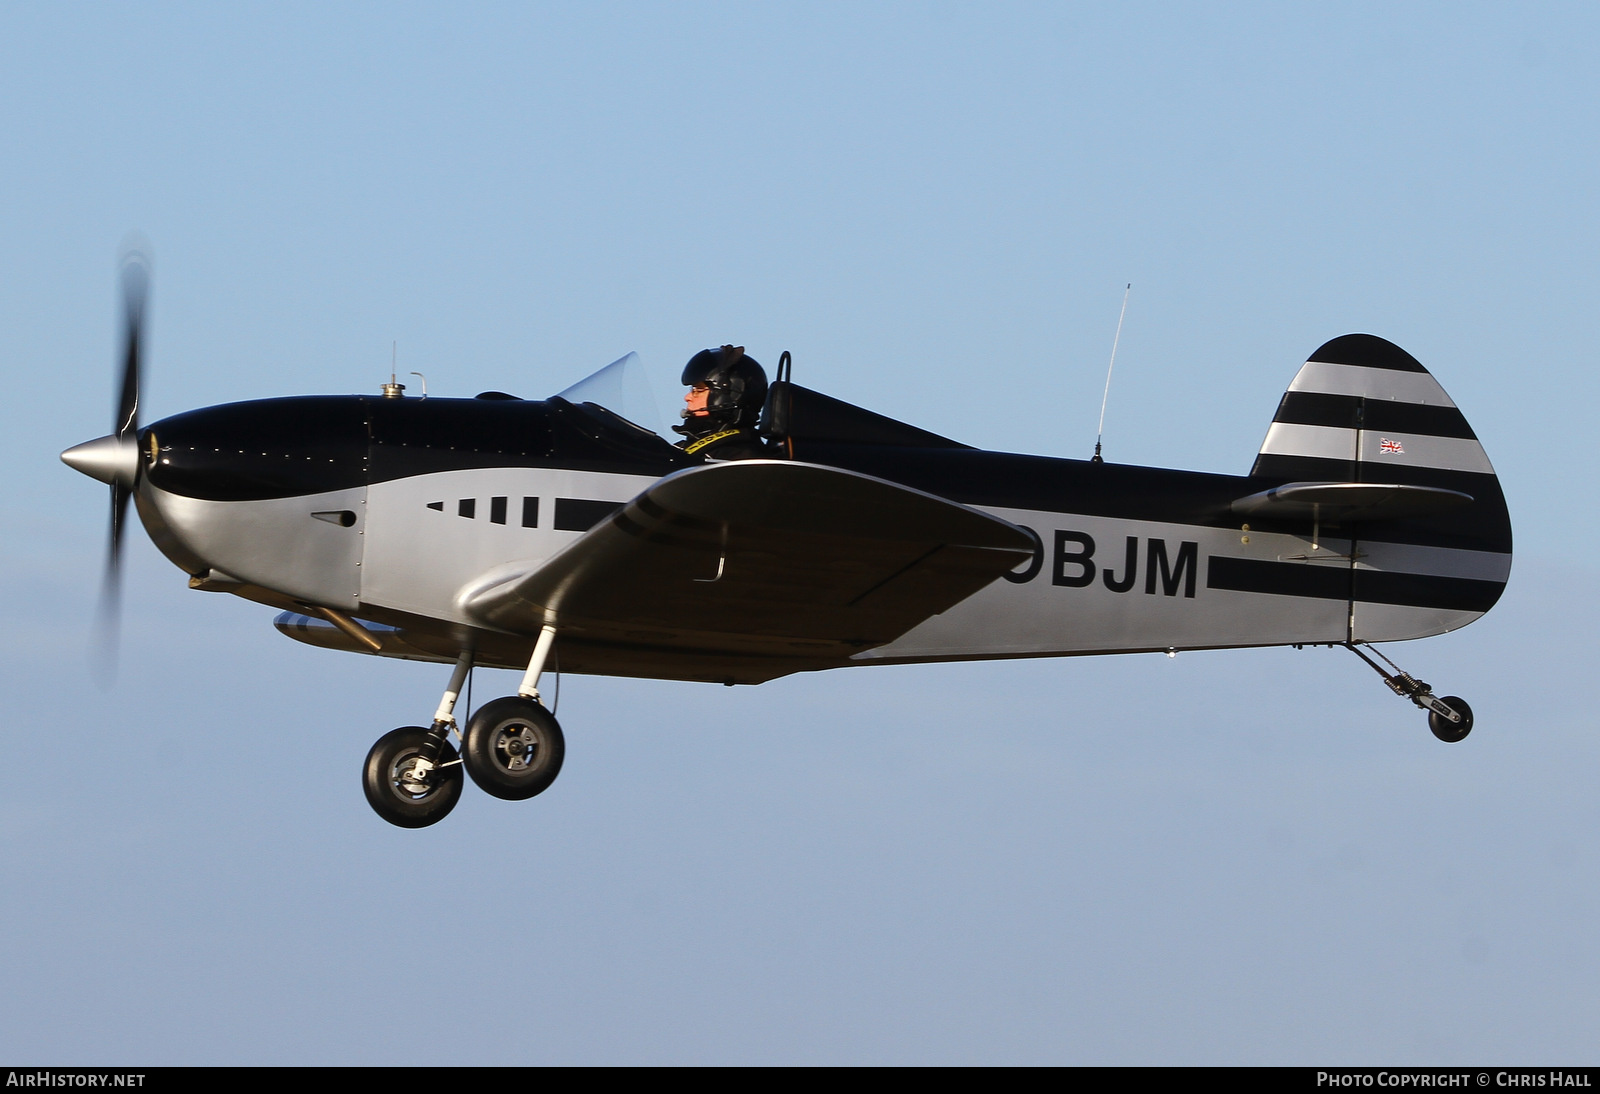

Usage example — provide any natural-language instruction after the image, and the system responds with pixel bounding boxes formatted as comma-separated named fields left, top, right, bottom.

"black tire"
left=1428, top=696, right=1473, bottom=743
left=363, top=726, right=464, bottom=828
left=462, top=697, right=565, bottom=801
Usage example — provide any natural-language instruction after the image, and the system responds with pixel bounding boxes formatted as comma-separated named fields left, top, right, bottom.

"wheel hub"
left=394, top=754, right=434, bottom=796
left=496, top=725, right=537, bottom=770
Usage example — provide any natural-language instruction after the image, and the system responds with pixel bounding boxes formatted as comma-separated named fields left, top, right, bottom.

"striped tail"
left=1251, top=334, right=1512, bottom=642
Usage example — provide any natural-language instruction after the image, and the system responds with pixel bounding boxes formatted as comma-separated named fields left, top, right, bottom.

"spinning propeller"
left=61, top=249, right=151, bottom=651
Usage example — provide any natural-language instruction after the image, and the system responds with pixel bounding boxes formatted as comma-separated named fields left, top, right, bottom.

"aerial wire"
left=1093, top=283, right=1131, bottom=463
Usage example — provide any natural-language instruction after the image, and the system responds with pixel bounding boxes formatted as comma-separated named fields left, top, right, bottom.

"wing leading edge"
left=457, top=460, right=1036, bottom=681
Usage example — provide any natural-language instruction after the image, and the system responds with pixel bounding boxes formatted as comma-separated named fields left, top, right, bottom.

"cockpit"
left=544, top=350, right=970, bottom=460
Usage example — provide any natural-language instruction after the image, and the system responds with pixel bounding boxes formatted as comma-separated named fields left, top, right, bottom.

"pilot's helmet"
left=679, top=345, right=767, bottom=434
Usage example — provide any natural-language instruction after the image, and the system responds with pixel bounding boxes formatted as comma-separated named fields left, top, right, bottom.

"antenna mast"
left=382, top=340, right=406, bottom=398
left=1093, top=283, right=1131, bottom=463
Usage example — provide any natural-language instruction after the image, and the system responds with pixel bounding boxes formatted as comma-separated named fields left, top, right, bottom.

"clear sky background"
left=2, top=2, right=1596, bottom=1065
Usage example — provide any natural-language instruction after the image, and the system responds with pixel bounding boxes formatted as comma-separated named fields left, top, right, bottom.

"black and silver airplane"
left=63, top=259, right=1511, bottom=827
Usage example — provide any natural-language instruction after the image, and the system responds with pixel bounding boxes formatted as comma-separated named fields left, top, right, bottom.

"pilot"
left=673, top=345, right=772, bottom=459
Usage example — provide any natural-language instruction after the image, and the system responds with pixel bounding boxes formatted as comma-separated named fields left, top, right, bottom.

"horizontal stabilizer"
left=1231, top=481, right=1474, bottom=522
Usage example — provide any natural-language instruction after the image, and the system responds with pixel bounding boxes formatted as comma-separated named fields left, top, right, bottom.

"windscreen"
left=553, top=352, right=667, bottom=438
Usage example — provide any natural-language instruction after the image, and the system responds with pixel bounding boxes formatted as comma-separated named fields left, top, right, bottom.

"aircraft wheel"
left=1428, top=696, right=1473, bottom=744
left=363, top=726, right=464, bottom=828
left=462, top=697, right=565, bottom=801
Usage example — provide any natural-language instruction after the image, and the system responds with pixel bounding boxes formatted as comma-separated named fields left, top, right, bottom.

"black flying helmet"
left=678, top=345, right=768, bottom=436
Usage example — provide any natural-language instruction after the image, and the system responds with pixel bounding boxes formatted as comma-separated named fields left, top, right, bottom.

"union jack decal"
left=1379, top=437, right=1405, bottom=454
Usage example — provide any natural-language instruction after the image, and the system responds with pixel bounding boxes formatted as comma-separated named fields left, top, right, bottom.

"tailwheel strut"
left=1344, top=643, right=1473, bottom=743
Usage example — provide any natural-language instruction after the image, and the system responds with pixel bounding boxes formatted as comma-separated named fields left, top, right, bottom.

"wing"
left=458, top=460, right=1035, bottom=681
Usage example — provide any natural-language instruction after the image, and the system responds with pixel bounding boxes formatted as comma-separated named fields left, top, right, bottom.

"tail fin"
left=1252, top=334, right=1511, bottom=642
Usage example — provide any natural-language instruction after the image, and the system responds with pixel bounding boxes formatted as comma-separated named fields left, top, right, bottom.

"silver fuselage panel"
left=145, top=460, right=1504, bottom=669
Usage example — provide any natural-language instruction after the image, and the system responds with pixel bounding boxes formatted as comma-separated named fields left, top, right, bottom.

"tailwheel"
left=363, top=726, right=464, bottom=828
left=1428, top=696, right=1473, bottom=744
left=1345, top=643, right=1475, bottom=745
left=462, top=696, right=566, bottom=801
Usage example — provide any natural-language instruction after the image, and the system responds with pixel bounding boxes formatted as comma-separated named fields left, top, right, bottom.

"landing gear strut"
left=362, top=626, right=568, bottom=828
left=1345, top=643, right=1473, bottom=743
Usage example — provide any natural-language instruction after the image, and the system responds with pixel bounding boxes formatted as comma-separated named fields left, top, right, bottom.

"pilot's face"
left=684, top=383, right=710, bottom=417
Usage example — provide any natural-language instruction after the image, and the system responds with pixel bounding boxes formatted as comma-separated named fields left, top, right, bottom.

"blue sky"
left=3, top=3, right=1597, bottom=1064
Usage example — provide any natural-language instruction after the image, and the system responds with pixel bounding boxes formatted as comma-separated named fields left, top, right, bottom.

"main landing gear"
left=1345, top=642, right=1474, bottom=743
left=362, top=625, right=566, bottom=828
